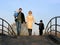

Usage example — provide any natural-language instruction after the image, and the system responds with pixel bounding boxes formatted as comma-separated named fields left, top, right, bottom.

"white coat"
left=26, top=15, right=35, bottom=29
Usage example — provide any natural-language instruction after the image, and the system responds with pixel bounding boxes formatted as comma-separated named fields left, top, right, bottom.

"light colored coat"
left=26, top=15, right=34, bottom=29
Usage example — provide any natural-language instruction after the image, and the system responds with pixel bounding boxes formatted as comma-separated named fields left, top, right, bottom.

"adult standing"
left=14, top=8, right=25, bottom=36
left=26, top=11, right=35, bottom=36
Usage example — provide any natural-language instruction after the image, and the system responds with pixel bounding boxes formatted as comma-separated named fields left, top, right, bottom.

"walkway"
left=0, top=35, right=59, bottom=45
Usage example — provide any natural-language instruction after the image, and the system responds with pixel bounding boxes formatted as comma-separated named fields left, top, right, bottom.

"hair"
left=28, top=10, right=32, bottom=14
left=19, top=8, right=22, bottom=10
left=40, top=20, right=43, bottom=22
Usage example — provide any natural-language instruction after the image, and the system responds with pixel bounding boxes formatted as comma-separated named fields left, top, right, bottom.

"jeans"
left=16, top=21, right=21, bottom=36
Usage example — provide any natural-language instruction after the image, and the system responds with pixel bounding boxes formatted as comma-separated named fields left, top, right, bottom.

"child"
left=35, top=20, right=44, bottom=36
left=14, top=11, right=19, bottom=22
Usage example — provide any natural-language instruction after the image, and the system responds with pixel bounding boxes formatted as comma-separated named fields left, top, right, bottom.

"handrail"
left=46, top=24, right=60, bottom=32
left=45, top=16, right=60, bottom=36
left=50, top=30, right=60, bottom=33
left=0, top=18, right=16, bottom=36
left=0, top=24, right=14, bottom=35
left=46, top=16, right=60, bottom=29
left=0, top=29, right=11, bottom=35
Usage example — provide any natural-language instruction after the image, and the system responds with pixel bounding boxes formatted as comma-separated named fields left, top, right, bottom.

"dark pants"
left=28, top=29, right=32, bottom=36
left=39, top=30, right=43, bottom=36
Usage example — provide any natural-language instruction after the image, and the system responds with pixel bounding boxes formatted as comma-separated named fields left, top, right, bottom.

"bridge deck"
left=0, top=35, right=59, bottom=45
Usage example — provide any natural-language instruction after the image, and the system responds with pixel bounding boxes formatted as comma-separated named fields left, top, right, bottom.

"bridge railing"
left=45, top=16, right=60, bottom=37
left=0, top=18, right=16, bottom=36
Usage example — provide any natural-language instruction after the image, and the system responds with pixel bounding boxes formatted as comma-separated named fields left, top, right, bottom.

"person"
left=14, top=10, right=19, bottom=22
left=35, top=20, right=44, bottom=36
left=26, top=11, right=35, bottom=36
left=14, top=8, right=25, bottom=36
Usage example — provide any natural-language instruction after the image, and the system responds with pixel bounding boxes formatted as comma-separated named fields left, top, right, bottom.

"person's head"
left=40, top=20, right=43, bottom=22
left=19, top=8, right=22, bottom=12
left=28, top=10, right=32, bottom=15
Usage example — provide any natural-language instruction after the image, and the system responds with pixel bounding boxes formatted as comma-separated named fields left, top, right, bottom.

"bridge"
left=0, top=16, right=60, bottom=45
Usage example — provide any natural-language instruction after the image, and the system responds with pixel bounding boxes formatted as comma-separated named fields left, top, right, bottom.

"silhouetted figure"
left=26, top=11, right=35, bottom=36
left=14, top=8, right=25, bottom=36
left=35, top=20, right=44, bottom=36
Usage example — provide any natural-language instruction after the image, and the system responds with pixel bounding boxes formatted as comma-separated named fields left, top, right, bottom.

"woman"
left=26, top=11, right=35, bottom=36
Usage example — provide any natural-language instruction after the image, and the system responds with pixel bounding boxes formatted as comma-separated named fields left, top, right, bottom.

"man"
left=14, top=8, right=25, bottom=36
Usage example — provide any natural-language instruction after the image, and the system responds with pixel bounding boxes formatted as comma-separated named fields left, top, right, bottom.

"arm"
left=22, top=13, right=25, bottom=23
left=43, top=23, right=44, bottom=29
left=32, top=16, right=35, bottom=23
left=35, top=23, right=39, bottom=25
left=26, top=16, right=28, bottom=23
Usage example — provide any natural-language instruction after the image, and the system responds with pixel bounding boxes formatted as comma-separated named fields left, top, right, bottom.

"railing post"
left=8, top=25, right=9, bottom=35
left=55, top=17, right=57, bottom=36
left=50, top=21, right=52, bottom=34
left=2, top=20, right=4, bottom=35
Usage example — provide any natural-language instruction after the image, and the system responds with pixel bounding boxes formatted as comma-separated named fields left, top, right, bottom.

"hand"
left=35, top=23, right=36, bottom=24
left=15, top=18, right=17, bottom=22
left=23, top=22, right=26, bottom=24
left=25, top=22, right=27, bottom=24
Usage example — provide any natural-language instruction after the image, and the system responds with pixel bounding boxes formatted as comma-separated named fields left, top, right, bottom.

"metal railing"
left=0, top=18, right=16, bottom=36
left=45, top=16, right=60, bottom=36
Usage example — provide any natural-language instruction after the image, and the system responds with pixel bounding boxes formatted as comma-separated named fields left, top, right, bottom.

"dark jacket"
left=35, top=22, right=44, bottom=30
left=15, top=12, right=25, bottom=23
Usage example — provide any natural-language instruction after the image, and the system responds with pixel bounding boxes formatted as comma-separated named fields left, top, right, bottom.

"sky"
left=0, top=0, right=60, bottom=35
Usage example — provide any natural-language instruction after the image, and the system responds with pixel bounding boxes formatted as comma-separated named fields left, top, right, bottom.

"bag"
left=20, top=23, right=29, bottom=36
